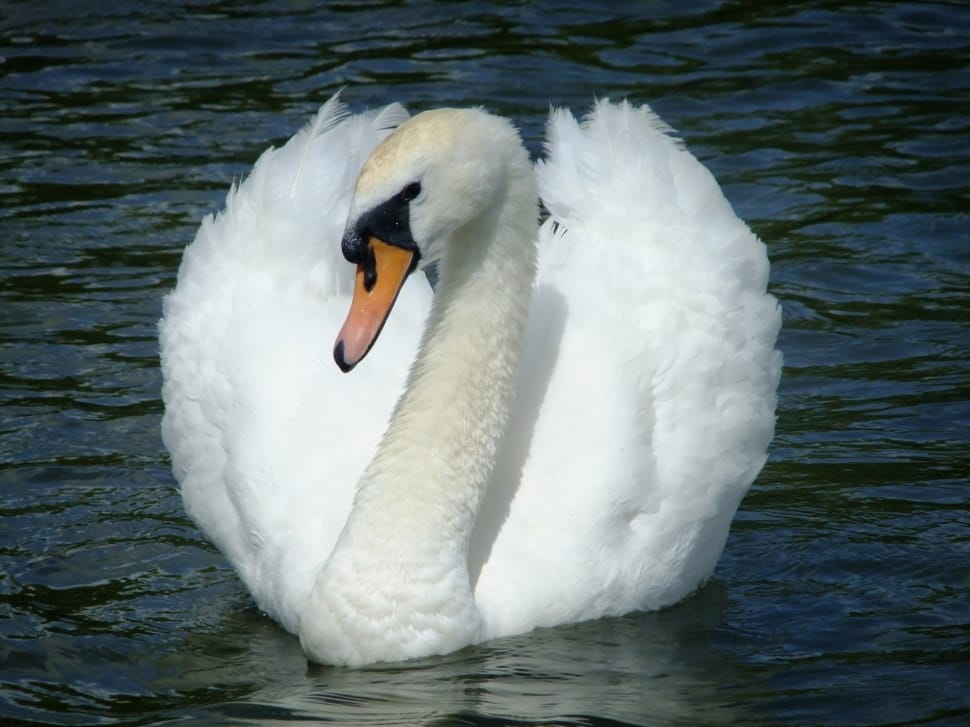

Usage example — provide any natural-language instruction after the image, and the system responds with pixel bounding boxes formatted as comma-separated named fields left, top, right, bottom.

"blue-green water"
left=2, top=2, right=968, bottom=724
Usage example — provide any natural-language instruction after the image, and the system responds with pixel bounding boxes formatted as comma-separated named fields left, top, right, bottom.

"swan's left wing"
left=474, top=100, right=781, bottom=638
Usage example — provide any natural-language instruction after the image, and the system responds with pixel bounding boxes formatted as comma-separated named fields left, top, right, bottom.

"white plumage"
left=160, top=92, right=782, bottom=665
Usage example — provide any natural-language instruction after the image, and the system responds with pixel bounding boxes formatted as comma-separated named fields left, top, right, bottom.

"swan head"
left=334, top=108, right=534, bottom=372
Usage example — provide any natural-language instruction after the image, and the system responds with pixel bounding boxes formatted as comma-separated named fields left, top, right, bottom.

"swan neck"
left=301, top=139, right=537, bottom=665
left=365, top=179, right=538, bottom=539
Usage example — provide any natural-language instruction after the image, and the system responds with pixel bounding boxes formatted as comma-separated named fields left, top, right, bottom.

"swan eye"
left=401, top=181, right=421, bottom=202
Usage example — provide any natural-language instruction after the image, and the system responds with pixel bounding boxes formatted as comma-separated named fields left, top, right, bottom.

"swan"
left=159, top=92, right=782, bottom=666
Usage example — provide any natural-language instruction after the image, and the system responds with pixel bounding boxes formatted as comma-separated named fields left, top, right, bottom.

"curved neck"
left=302, top=161, right=537, bottom=665
left=352, top=173, right=537, bottom=549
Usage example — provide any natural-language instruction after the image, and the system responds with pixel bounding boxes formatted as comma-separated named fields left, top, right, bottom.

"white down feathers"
left=160, top=93, right=781, bottom=665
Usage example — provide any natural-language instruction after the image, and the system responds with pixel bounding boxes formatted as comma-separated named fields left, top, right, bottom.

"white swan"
left=160, top=93, right=782, bottom=666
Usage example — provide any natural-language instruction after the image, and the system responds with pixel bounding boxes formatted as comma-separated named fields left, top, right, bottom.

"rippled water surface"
left=2, top=1, right=968, bottom=724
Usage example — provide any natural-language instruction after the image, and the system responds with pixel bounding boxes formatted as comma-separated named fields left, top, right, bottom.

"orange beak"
left=333, top=237, right=416, bottom=372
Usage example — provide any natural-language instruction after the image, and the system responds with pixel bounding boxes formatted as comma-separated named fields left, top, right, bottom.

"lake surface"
left=2, top=1, right=968, bottom=724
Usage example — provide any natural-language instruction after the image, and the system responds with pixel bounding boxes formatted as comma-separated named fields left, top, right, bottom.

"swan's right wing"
left=160, top=95, right=431, bottom=632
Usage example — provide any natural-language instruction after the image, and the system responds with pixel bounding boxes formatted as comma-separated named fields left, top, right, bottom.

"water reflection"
left=158, top=586, right=761, bottom=725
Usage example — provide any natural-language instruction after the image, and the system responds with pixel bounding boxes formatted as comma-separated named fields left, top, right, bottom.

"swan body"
left=160, top=92, right=782, bottom=665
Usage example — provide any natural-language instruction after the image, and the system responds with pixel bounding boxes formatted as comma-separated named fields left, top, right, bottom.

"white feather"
left=160, top=94, right=781, bottom=664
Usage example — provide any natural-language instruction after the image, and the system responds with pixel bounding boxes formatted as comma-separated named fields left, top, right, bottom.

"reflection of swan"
left=160, top=93, right=781, bottom=666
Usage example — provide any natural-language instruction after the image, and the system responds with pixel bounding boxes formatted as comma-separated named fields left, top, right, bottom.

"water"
left=2, top=1, right=968, bottom=724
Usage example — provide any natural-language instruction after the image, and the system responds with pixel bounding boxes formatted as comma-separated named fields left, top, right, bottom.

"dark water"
left=2, top=1, right=968, bottom=724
